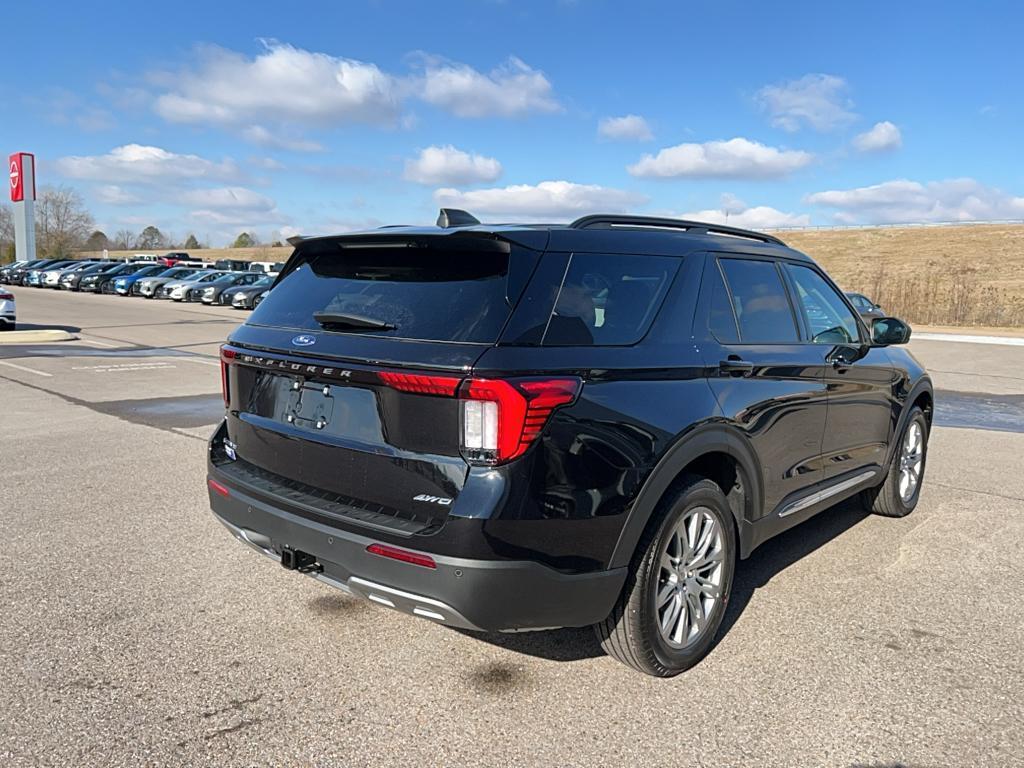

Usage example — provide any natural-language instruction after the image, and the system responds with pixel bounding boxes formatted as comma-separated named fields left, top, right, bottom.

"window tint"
left=543, top=253, right=678, bottom=346
left=718, top=258, right=799, bottom=343
left=786, top=264, right=861, bottom=344
left=706, top=261, right=739, bottom=343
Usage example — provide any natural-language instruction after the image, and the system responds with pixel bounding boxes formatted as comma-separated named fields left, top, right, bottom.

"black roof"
left=293, top=209, right=814, bottom=262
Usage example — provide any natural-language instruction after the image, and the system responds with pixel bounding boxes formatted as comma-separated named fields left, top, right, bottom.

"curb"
left=0, top=329, right=77, bottom=344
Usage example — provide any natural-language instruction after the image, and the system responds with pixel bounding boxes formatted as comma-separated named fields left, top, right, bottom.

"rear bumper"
left=207, top=461, right=626, bottom=632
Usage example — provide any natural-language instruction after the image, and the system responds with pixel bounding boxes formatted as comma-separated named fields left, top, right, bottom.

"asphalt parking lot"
left=2, top=286, right=1023, bottom=767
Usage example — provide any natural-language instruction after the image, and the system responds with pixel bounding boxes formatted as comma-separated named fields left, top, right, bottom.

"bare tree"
left=113, top=229, right=136, bottom=250
left=0, top=204, right=13, bottom=264
left=35, top=186, right=94, bottom=257
left=0, top=203, right=13, bottom=244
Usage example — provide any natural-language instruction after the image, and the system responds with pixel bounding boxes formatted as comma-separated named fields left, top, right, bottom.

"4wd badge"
left=413, top=494, right=453, bottom=506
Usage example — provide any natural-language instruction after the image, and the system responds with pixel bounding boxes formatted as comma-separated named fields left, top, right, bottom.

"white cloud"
left=627, top=137, right=813, bottom=179
left=805, top=178, right=1024, bottom=224
left=852, top=121, right=902, bottom=153
left=94, top=185, right=141, bottom=205
left=597, top=114, right=653, bottom=142
left=433, top=180, right=647, bottom=220
left=155, top=42, right=402, bottom=128
left=55, top=144, right=242, bottom=184
left=241, top=126, right=324, bottom=153
left=403, top=145, right=502, bottom=185
left=416, top=55, right=561, bottom=118
left=755, top=74, right=856, bottom=132
left=682, top=194, right=810, bottom=228
left=148, top=43, right=559, bottom=146
left=180, top=186, right=277, bottom=212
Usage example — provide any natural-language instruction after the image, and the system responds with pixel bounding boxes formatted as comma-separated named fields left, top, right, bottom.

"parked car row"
left=0, top=255, right=280, bottom=310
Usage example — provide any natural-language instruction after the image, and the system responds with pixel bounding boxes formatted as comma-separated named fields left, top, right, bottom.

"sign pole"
left=9, top=152, right=37, bottom=261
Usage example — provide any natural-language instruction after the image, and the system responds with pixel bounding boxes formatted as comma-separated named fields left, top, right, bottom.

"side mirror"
left=872, top=317, right=912, bottom=345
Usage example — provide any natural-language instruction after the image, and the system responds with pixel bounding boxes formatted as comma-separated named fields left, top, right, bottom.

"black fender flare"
left=885, top=375, right=934, bottom=466
left=608, top=423, right=764, bottom=569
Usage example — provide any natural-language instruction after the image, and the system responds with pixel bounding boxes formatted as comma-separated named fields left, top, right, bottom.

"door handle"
left=719, top=358, right=754, bottom=377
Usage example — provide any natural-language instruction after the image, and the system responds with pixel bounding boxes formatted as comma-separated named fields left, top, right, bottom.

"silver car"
left=162, top=271, right=229, bottom=301
left=0, top=288, right=15, bottom=329
left=136, top=268, right=206, bottom=298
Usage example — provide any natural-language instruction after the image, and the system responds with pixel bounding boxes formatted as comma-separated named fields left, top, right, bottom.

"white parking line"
left=914, top=332, right=1024, bottom=346
left=71, top=362, right=177, bottom=372
left=0, top=360, right=54, bottom=377
left=78, top=338, right=119, bottom=348
left=174, top=357, right=221, bottom=367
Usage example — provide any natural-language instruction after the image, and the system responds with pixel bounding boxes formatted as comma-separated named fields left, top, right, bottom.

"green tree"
left=135, top=225, right=167, bottom=250
left=232, top=232, right=255, bottom=248
left=183, top=233, right=201, bottom=250
left=84, top=230, right=111, bottom=251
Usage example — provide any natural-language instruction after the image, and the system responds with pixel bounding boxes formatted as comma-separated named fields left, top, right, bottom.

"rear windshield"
left=248, top=240, right=532, bottom=343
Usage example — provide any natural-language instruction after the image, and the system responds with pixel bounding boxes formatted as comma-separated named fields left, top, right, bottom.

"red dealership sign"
left=9, top=152, right=35, bottom=202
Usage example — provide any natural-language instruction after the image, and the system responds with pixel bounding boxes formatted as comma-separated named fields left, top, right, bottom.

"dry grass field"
left=79, top=222, right=1024, bottom=327
left=784, top=223, right=1024, bottom=327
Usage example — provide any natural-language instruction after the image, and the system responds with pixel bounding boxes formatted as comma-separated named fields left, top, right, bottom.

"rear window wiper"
left=313, top=311, right=396, bottom=331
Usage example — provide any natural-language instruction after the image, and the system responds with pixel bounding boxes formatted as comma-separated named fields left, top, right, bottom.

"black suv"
left=208, top=210, right=932, bottom=676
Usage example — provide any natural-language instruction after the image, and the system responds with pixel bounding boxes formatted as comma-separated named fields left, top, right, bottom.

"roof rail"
left=568, top=214, right=786, bottom=246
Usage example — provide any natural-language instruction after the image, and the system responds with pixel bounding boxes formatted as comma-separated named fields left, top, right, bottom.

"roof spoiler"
left=436, top=208, right=481, bottom=228
left=286, top=235, right=305, bottom=247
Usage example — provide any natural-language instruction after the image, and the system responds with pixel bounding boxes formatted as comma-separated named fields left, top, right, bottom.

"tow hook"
left=280, top=546, right=322, bottom=574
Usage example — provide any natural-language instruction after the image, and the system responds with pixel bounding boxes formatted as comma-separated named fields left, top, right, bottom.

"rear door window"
left=718, top=258, right=799, bottom=343
left=249, top=240, right=535, bottom=343
left=542, top=253, right=678, bottom=346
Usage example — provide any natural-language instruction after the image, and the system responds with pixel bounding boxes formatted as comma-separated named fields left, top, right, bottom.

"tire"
left=860, top=406, right=928, bottom=518
left=595, top=476, right=736, bottom=677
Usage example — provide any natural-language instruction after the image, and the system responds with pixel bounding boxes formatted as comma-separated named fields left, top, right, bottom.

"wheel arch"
left=608, top=423, right=764, bottom=569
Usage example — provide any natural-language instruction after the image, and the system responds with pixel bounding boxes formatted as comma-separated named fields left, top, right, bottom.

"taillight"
left=460, top=377, right=581, bottom=465
left=378, top=371, right=461, bottom=396
left=0, top=293, right=13, bottom=300
left=366, top=543, right=436, bottom=569
left=220, top=346, right=237, bottom=406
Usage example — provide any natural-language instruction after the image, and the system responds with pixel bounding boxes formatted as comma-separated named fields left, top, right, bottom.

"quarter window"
left=786, top=264, right=862, bottom=344
left=718, top=258, right=799, bottom=343
left=543, top=253, right=678, bottom=346
left=706, top=261, right=739, bottom=343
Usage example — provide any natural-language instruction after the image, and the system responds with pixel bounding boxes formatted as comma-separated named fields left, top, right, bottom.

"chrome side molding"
left=778, top=470, right=877, bottom=518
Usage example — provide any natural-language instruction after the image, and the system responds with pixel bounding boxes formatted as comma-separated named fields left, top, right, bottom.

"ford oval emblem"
left=291, top=334, right=317, bottom=347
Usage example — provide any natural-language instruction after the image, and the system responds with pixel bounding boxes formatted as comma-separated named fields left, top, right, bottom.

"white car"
left=0, top=289, right=15, bottom=330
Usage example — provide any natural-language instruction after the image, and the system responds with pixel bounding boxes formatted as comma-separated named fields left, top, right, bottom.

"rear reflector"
left=220, top=346, right=237, bottom=406
left=366, top=543, right=437, bottom=569
left=378, top=371, right=461, bottom=396
left=208, top=478, right=230, bottom=497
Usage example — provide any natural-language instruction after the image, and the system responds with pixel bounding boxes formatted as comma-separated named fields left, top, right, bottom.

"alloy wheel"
left=899, top=421, right=924, bottom=502
left=656, top=507, right=725, bottom=649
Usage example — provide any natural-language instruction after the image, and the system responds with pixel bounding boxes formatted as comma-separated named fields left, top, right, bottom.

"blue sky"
left=3, top=0, right=1022, bottom=245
